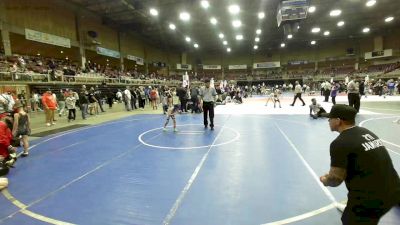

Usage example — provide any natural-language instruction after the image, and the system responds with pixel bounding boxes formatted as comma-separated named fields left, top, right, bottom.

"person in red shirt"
left=0, top=116, right=16, bottom=168
left=42, top=89, right=58, bottom=126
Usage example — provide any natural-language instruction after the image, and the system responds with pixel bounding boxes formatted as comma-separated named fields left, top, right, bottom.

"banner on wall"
left=288, top=60, right=310, bottom=65
left=364, top=49, right=393, bottom=59
left=127, top=55, right=144, bottom=65
left=203, top=65, right=221, bottom=70
left=253, top=61, right=281, bottom=69
left=25, top=28, right=71, bottom=48
left=96, top=47, right=120, bottom=58
left=177, top=64, right=192, bottom=70
left=228, top=65, right=247, bottom=70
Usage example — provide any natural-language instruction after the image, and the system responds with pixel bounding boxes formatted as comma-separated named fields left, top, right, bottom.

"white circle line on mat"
left=138, top=124, right=240, bottom=150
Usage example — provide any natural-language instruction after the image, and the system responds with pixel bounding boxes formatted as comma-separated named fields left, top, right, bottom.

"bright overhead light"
left=363, top=27, right=370, bottom=33
left=308, top=6, right=316, bottom=13
left=287, top=34, right=293, bottom=39
left=236, top=34, right=243, bottom=40
left=227, top=48, right=231, bottom=52
left=218, top=33, right=224, bottom=39
left=254, top=45, right=258, bottom=50
left=255, top=37, right=260, bottom=42
left=337, top=21, right=345, bottom=27
left=194, top=43, right=199, bottom=48
left=232, top=20, right=242, bottom=28
left=324, top=31, right=330, bottom=36
left=256, top=29, right=262, bottom=34
left=385, top=16, right=394, bottom=22
left=223, top=40, right=228, bottom=45
left=366, top=0, right=376, bottom=7
left=149, top=8, right=158, bottom=16
left=258, top=12, right=265, bottom=19
left=228, top=5, right=240, bottom=14
left=169, top=23, right=176, bottom=30
left=330, top=9, right=342, bottom=17
left=210, top=17, right=217, bottom=25
left=311, top=40, right=316, bottom=45
left=311, top=27, right=320, bottom=33
left=201, top=0, right=210, bottom=9
left=185, top=36, right=191, bottom=42
left=281, top=43, right=286, bottom=48
left=179, top=12, right=190, bottom=21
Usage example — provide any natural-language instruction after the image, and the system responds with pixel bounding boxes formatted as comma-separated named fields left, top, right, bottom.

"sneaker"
left=174, top=128, right=178, bottom=132
left=46, top=123, right=51, bottom=126
left=51, top=122, right=56, bottom=125
left=21, top=152, right=29, bottom=157
left=163, top=128, right=167, bottom=131
left=290, top=104, right=294, bottom=106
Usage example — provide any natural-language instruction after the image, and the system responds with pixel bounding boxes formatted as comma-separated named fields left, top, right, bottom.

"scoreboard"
left=277, top=0, right=309, bottom=27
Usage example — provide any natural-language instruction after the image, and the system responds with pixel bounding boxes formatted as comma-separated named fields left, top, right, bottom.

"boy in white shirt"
left=163, top=104, right=180, bottom=132
left=309, top=98, right=327, bottom=119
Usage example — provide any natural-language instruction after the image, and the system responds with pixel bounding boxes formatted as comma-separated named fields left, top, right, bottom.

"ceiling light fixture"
left=258, top=12, right=265, bottom=19
left=210, top=17, right=217, bottom=25
left=281, top=43, right=286, bottom=48
left=169, top=23, right=176, bottom=30
left=287, top=34, right=293, bottom=39
left=311, top=40, right=316, bottom=45
left=232, top=20, right=242, bottom=28
left=223, top=41, right=228, bottom=45
left=362, top=27, right=370, bottom=33
left=179, top=12, right=190, bottom=21
left=227, top=48, right=231, bottom=52
left=308, top=6, right=316, bottom=13
left=219, top=33, right=224, bottom=39
left=366, top=0, right=376, bottom=7
left=311, top=27, right=321, bottom=33
left=228, top=5, right=240, bottom=14
left=201, top=0, right=210, bottom=9
left=256, top=29, right=262, bottom=34
left=385, top=16, right=394, bottom=22
left=324, top=31, right=330, bottom=36
left=337, top=21, right=345, bottom=27
left=236, top=34, right=243, bottom=40
left=185, top=36, right=191, bottom=42
left=330, top=9, right=342, bottom=17
left=194, top=43, right=199, bottom=48
left=254, top=45, right=258, bottom=50
left=149, top=8, right=158, bottom=16
left=255, top=37, right=260, bottom=42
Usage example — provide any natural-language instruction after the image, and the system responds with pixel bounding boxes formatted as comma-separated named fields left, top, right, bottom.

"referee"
left=200, top=79, right=217, bottom=130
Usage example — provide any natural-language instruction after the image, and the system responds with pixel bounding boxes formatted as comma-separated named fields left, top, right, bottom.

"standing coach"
left=200, top=79, right=217, bottom=130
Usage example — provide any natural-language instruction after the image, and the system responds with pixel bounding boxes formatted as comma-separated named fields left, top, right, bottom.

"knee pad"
left=0, top=177, right=9, bottom=190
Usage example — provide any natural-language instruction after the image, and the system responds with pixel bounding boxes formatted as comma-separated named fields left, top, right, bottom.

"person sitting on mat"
left=163, top=104, right=180, bottom=132
left=309, top=98, right=327, bottom=119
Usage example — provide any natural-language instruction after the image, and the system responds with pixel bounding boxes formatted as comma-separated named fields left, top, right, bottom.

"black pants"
left=203, top=101, right=214, bottom=128
left=68, top=109, right=76, bottom=120
left=348, top=93, right=360, bottom=112
left=331, top=96, right=336, bottom=105
left=180, top=98, right=187, bottom=112
left=291, top=93, right=305, bottom=105
left=107, top=97, right=113, bottom=108
left=324, top=89, right=330, bottom=102
left=341, top=201, right=395, bottom=225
